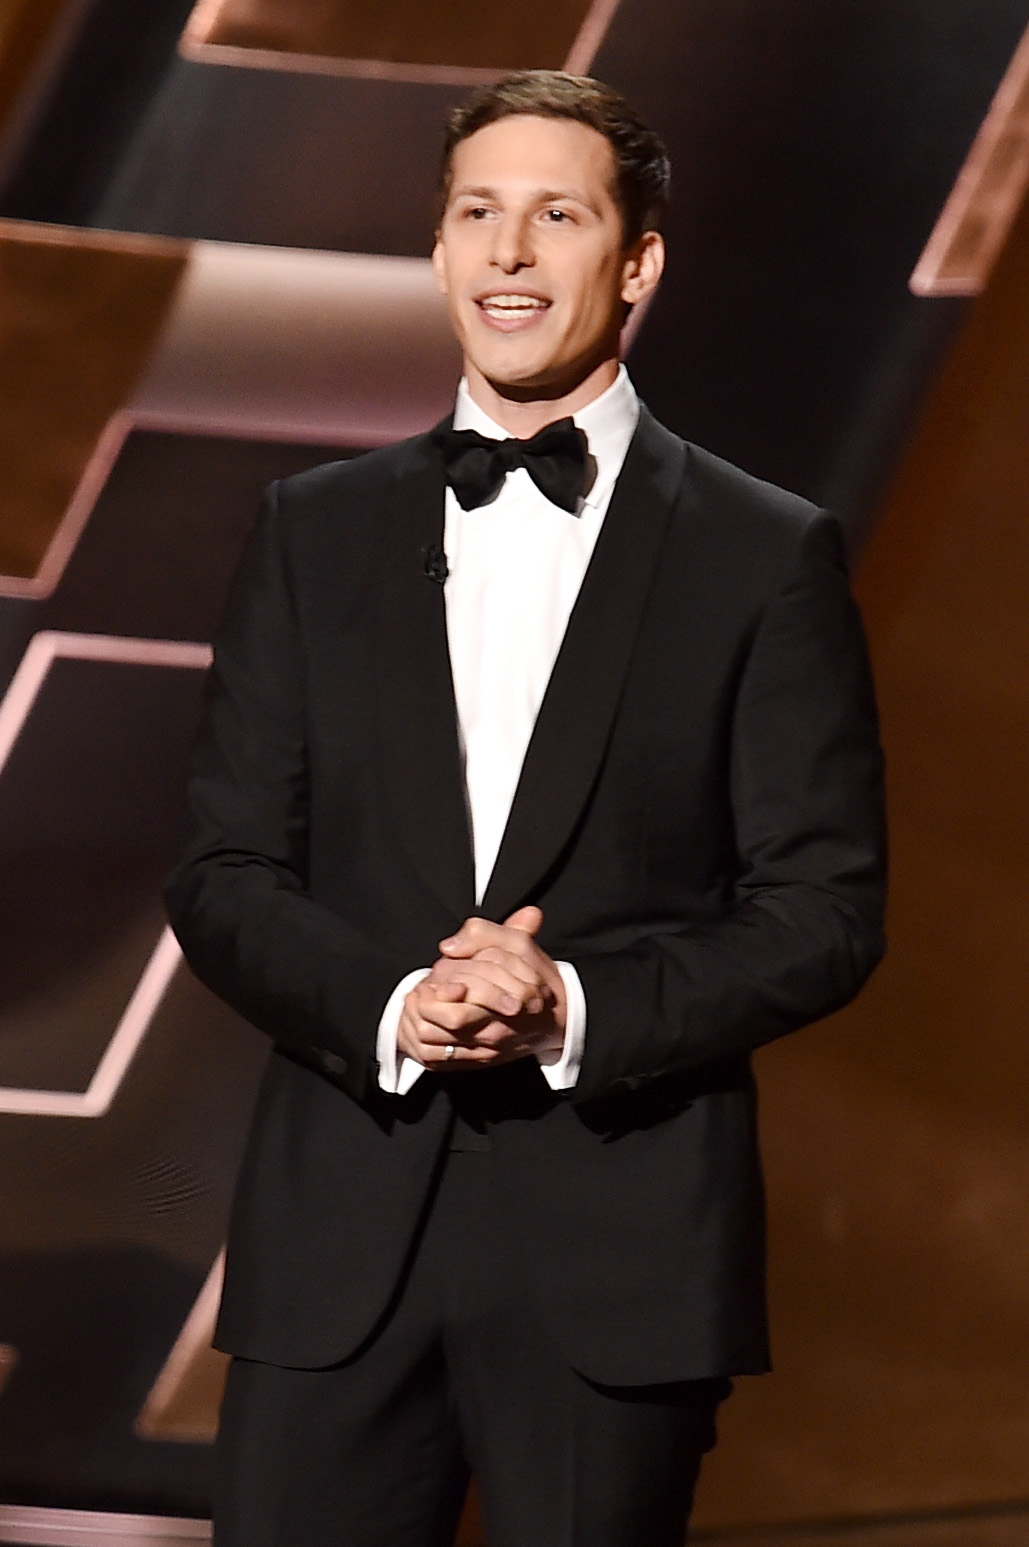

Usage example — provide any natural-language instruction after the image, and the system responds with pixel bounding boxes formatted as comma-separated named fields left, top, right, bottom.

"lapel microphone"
left=423, top=545, right=449, bottom=585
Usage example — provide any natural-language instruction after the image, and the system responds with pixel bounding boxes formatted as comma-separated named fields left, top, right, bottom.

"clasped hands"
left=397, top=906, right=567, bottom=1071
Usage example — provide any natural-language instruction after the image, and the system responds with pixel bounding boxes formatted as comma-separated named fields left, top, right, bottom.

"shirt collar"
left=452, top=364, right=640, bottom=511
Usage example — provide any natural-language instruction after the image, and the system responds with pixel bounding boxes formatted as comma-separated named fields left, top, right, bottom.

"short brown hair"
left=439, top=70, right=670, bottom=247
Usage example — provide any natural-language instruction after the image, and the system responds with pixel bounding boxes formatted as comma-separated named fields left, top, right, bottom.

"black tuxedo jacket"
left=165, top=406, right=886, bottom=1384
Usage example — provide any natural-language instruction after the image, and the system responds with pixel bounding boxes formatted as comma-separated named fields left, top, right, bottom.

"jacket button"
left=320, top=1051, right=348, bottom=1077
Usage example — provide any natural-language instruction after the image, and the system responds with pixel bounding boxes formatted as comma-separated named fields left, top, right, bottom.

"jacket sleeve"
left=570, top=513, right=887, bottom=1101
left=163, top=484, right=407, bottom=1102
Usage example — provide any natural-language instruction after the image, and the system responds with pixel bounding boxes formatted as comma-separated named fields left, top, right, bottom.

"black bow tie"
left=430, top=417, right=589, bottom=514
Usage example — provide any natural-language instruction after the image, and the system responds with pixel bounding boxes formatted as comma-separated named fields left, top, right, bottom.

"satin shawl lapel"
left=372, top=434, right=476, bottom=922
left=480, top=407, right=687, bottom=921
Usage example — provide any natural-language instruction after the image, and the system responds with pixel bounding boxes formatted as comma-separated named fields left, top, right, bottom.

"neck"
left=464, top=357, right=620, bottom=437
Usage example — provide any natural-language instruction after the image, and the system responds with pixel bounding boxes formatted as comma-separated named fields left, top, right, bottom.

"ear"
left=431, top=234, right=448, bottom=296
left=620, top=230, right=665, bottom=307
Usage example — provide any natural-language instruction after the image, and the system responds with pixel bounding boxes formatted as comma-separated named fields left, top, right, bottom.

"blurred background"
left=0, top=2, right=1027, bottom=1543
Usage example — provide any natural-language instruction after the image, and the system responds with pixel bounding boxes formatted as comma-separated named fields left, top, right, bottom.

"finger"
left=437, top=973, right=526, bottom=1017
left=466, top=1039, right=534, bottom=1066
left=429, top=950, right=537, bottom=988
left=402, top=990, right=482, bottom=1047
left=422, top=976, right=466, bottom=1003
left=399, top=1005, right=500, bottom=1069
left=401, top=1009, right=535, bottom=1070
left=503, top=905, right=544, bottom=936
left=468, top=1022, right=533, bottom=1052
left=438, top=914, right=503, bottom=958
left=427, top=960, right=544, bottom=1016
left=397, top=1007, right=430, bottom=1067
left=453, top=945, right=546, bottom=994
left=429, top=977, right=523, bottom=1017
left=438, top=923, right=541, bottom=974
left=465, top=945, right=562, bottom=1014
left=423, top=1034, right=498, bottom=1069
left=420, top=1041, right=498, bottom=1070
left=415, top=998, right=495, bottom=1038
left=437, top=911, right=540, bottom=959
left=430, top=951, right=548, bottom=1015
left=413, top=979, right=491, bottom=1028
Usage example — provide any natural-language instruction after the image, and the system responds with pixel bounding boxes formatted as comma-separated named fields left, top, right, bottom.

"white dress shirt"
left=377, top=365, right=641, bottom=1094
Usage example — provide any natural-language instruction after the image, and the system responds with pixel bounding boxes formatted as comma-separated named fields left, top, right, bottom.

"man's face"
left=432, top=114, right=662, bottom=402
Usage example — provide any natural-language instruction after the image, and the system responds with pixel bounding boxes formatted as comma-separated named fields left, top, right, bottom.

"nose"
left=490, top=212, right=533, bottom=273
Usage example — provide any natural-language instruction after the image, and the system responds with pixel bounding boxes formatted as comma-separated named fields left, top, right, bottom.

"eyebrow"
left=451, top=184, right=603, bottom=217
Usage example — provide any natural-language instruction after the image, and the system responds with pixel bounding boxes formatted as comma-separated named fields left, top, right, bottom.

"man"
left=166, top=70, right=886, bottom=1547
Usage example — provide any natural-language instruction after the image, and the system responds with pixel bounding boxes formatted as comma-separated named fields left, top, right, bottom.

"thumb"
left=503, top=905, right=543, bottom=936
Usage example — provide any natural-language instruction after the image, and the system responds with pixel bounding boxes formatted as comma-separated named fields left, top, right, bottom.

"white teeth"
left=480, top=294, right=548, bottom=317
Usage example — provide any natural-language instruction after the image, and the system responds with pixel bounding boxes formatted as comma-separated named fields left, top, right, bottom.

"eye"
left=542, top=208, right=571, bottom=223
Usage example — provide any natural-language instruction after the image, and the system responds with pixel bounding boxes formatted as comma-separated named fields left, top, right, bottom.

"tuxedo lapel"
left=481, top=408, right=687, bottom=921
left=372, top=436, right=476, bottom=922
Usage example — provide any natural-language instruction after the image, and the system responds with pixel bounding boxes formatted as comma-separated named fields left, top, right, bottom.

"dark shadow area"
left=0, top=431, right=357, bottom=689
left=604, top=0, right=1029, bottom=528
left=0, top=973, right=266, bottom=1510
left=0, top=0, right=197, bottom=229
left=0, top=1247, right=213, bottom=1513
left=33, top=430, right=359, bottom=642
left=0, top=658, right=204, bottom=1089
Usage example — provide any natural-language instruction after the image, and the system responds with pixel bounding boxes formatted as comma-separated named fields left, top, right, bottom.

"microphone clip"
left=423, top=545, right=449, bottom=585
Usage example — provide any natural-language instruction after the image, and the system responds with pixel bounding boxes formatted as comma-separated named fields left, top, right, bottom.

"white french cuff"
left=540, top=961, right=586, bottom=1089
left=376, top=968, right=431, bottom=1095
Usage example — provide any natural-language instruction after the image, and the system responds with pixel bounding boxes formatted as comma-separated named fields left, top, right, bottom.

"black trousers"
left=215, top=1142, right=729, bottom=1547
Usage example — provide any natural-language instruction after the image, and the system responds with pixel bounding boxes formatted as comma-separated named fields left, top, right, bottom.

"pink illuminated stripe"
left=179, top=0, right=221, bottom=48
left=180, top=0, right=623, bottom=81
left=564, top=0, right=623, bottom=75
left=0, top=928, right=185, bottom=1119
left=911, top=21, right=1029, bottom=297
left=0, top=631, right=212, bottom=1119
left=0, top=630, right=212, bottom=772
left=0, top=1507, right=210, bottom=1543
left=177, top=38, right=508, bottom=84
left=135, top=1251, right=226, bottom=1442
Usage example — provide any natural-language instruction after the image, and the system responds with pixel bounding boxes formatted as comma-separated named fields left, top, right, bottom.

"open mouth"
left=476, top=293, right=550, bottom=324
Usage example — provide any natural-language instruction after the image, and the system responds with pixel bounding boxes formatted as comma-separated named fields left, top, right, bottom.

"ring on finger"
left=443, top=1043, right=457, bottom=1062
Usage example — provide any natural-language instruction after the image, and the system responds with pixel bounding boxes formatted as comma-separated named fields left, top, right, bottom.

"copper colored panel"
left=693, top=189, right=1029, bottom=1530
left=0, top=223, right=187, bottom=582
left=912, top=22, right=1029, bottom=296
left=183, top=0, right=611, bottom=77
left=697, top=1514, right=1029, bottom=1547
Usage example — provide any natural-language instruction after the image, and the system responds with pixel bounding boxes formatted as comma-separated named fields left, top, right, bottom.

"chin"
left=473, top=362, right=543, bottom=392
left=484, top=344, right=565, bottom=381
left=469, top=340, right=561, bottom=385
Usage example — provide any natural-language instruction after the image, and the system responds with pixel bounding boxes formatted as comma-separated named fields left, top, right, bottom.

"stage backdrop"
left=0, top=0, right=1027, bottom=1531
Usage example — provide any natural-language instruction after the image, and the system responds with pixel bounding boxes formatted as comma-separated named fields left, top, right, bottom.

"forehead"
left=448, top=114, right=618, bottom=199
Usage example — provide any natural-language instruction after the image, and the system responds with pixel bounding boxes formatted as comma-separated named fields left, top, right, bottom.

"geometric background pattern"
left=1, top=0, right=1028, bottom=1540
